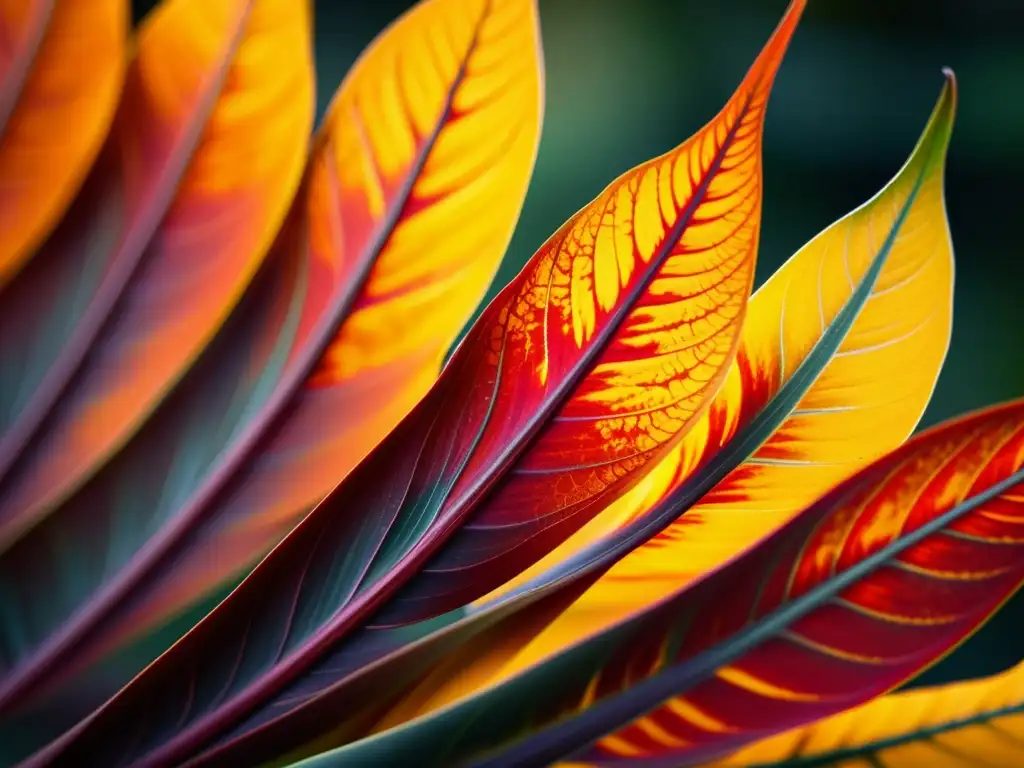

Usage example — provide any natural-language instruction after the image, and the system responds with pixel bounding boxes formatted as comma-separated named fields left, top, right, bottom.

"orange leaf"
left=0, top=0, right=542, bottom=733
left=0, top=0, right=315, bottom=549
left=0, top=0, right=126, bottom=285
left=33, top=3, right=806, bottom=765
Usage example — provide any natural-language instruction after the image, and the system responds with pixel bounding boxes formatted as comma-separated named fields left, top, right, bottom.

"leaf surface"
left=0, top=0, right=542, bottom=725
left=256, top=70, right=958, bottom=765
left=0, top=0, right=314, bottom=550
left=358, top=71, right=960, bottom=741
left=31, top=3, right=805, bottom=765
left=707, top=662, right=1024, bottom=767
left=313, top=398, right=1024, bottom=767
left=323, top=399, right=1024, bottom=765
left=0, top=0, right=126, bottom=285
left=478, top=67, right=958, bottom=646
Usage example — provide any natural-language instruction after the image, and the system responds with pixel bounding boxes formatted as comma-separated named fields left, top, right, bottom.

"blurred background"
left=131, top=0, right=1024, bottom=689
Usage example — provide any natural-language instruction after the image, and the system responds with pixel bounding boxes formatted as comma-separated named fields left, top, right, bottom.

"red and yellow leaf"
left=487, top=69, right=957, bottom=617
left=0, top=0, right=126, bottom=285
left=367, top=69, right=958, bottom=734
left=0, top=0, right=314, bottom=547
left=708, top=662, right=1024, bottom=767
left=0, top=0, right=543, bottom=740
left=31, top=4, right=805, bottom=765
left=133, top=0, right=547, bottom=632
left=304, top=398, right=1024, bottom=767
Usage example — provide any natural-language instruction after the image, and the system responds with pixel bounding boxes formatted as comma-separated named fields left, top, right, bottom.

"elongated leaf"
left=124, top=56, right=959, bottom=768
left=0, top=220, right=308, bottom=763
left=707, top=661, right=1024, bottom=767
left=0, top=0, right=314, bottom=547
left=311, top=397, right=1024, bottom=768
left=476, top=68, right=958, bottom=640
left=0, top=0, right=543, bottom=726
left=363, top=69, right=961, bottom=735
left=0, top=0, right=126, bottom=285
left=223, top=68, right=961, bottom=766
left=32, top=4, right=805, bottom=766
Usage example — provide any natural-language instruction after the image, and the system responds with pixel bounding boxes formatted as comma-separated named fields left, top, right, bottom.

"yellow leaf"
left=708, top=663, right=1024, bottom=767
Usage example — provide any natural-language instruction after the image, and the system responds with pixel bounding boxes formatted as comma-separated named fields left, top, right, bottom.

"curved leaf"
left=0, top=0, right=542, bottom=726
left=478, top=67, right=958, bottom=640
left=0, top=0, right=126, bottom=285
left=708, top=662, right=1024, bottom=767
left=362, top=68, right=960, bottom=737
left=31, top=3, right=805, bottom=765
left=314, top=397, right=1024, bottom=767
left=0, top=0, right=314, bottom=548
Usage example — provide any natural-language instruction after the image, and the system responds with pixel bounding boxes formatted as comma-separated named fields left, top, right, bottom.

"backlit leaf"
left=0, top=0, right=314, bottom=551
left=31, top=3, right=805, bottom=765
left=349, top=68, right=960, bottom=744
left=0, top=0, right=541, bottom=736
left=481, top=67, right=958, bottom=645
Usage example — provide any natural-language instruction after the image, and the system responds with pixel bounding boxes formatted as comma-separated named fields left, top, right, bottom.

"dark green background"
left=135, top=0, right=1024, bottom=694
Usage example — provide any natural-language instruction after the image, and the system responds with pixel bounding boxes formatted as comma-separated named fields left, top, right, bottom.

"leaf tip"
left=752, top=0, right=807, bottom=77
left=940, top=66, right=958, bottom=115
left=921, top=67, right=958, bottom=163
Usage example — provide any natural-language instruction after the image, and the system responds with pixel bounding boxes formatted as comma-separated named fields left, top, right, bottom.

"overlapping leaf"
left=708, top=661, right=1024, bottom=767
left=232, top=66, right=959, bottom=766
left=297, top=397, right=1024, bottom=767
left=0, top=0, right=126, bottom=285
left=476, top=68, right=958, bottom=648
left=0, top=0, right=315, bottom=548
left=30, top=3, right=806, bottom=765
left=0, top=0, right=543, bottom=734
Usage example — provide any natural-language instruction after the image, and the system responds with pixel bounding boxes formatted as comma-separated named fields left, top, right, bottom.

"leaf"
left=475, top=67, right=958, bottom=649
left=310, top=397, right=1024, bottom=768
left=0, top=0, right=315, bottom=548
left=31, top=3, right=804, bottom=765
left=706, top=661, right=1024, bottom=767
left=0, top=0, right=542, bottom=728
left=252, top=67, right=960, bottom=763
left=0, top=0, right=126, bottom=285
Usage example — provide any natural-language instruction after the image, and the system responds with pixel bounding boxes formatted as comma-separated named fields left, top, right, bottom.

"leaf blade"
left=0, top=0, right=315, bottom=547
left=31, top=2, right=805, bottom=764
left=0, top=0, right=126, bottom=285
left=487, top=68, right=957, bottom=614
left=355, top=70, right=959, bottom=744
left=706, top=662, right=1024, bottom=767
left=338, top=399, right=1024, bottom=768
left=0, top=0, right=544, bottom=738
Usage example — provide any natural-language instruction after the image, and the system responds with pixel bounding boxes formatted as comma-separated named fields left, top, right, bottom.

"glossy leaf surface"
left=32, top=3, right=805, bottom=765
left=0, top=0, right=126, bottom=285
left=305, top=397, right=1024, bottom=767
left=0, top=0, right=314, bottom=548
left=710, top=662, right=1024, bottom=767
left=0, top=0, right=542, bottom=724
